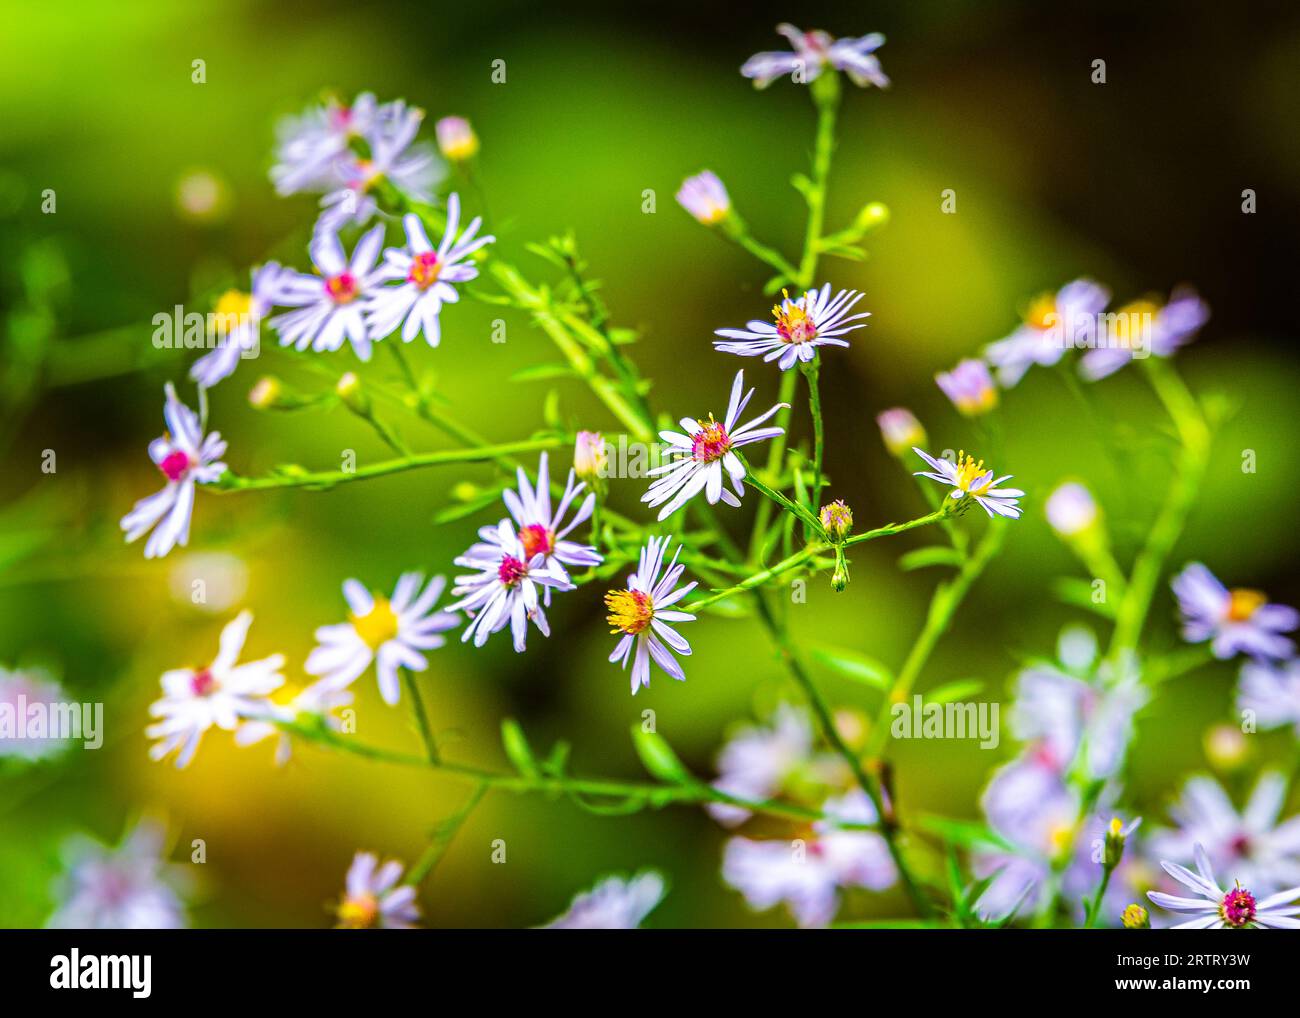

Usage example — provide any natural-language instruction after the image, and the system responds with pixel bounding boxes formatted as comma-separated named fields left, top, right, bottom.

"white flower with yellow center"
left=714, top=284, right=869, bottom=370
left=234, top=677, right=355, bottom=767
left=605, top=535, right=697, bottom=694
left=643, top=369, right=788, bottom=521
left=1172, top=562, right=1298, bottom=662
left=190, top=263, right=289, bottom=389
left=334, top=852, right=420, bottom=929
left=912, top=447, right=1023, bottom=519
left=676, top=170, right=731, bottom=225
left=985, top=278, right=1110, bottom=387
left=306, top=573, right=459, bottom=705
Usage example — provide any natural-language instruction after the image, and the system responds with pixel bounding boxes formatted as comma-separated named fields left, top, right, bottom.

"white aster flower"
left=234, top=678, right=354, bottom=767
left=1148, top=773, right=1300, bottom=894
left=935, top=358, right=999, bottom=416
left=708, top=704, right=818, bottom=827
left=190, top=262, right=289, bottom=389
left=306, top=573, right=458, bottom=705
left=605, top=535, right=697, bottom=694
left=47, top=820, right=188, bottom=930
left=365, top=195, right=494, bottom=347
left=146, top=610, right=285, bottom=768
left=876, top=406, right=926, bottom=458
left=643, top=369, right=787, bottom=520
left=499, top=452, right=601, bottom=600
left=0, top=666, right=72, bottom=760
left=269, top=223, right=387, bottom=361
left=120, top=382, right=228, bottom=560
left=912, top=447, right=1023, bottom=519
left=1172, top=562, right=1298, bottom=662
left=742, top=24, right=889, bottom=89
left=543, top=871, right=666, bottom=929
left=448, top=520, right=572, bottom=652
left=713, top=284, right=869, bottom=370
left=1080, top=286, right=1209, bottom=381
left=1238, top=659, right=1300, bottom=737
left=985, top=278, right=1110, bottom=387
left=723, top=790, right=896, bottom=928
left=1147, top=843, right=1300, bottom=929
left=676, top=170, right=731, bottom=225
left=1045, top=481, right=1098, bottom=537
left=271, top=92, right=383, bottom=197
left=334, top=852, right=420, bottom=929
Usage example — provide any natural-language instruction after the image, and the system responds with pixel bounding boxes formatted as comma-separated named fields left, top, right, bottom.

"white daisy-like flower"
left=604, top=535, right=697, bottom=695
left=935, top=358, right=999, bottom=416
left=643, top=369, right=788, bottom=521
left=543, top=871, right=667, bottom=929
left=742, top=24, right=889, bottom=89
left=722, top=790, right=897, bottom=928
left=120, top=383, right=228, bottom=560
left=713, top=284, right=870, bottom=370
left=1171, top=562, right=1298, bottom=662
left=498, top=453, right=601, bottom=600
left=269, top=223, right=387, bottom=361
left=365, top=195, right=494, bottom=347
left=233, top=678, right=355, bottom=767
left=1147, top=843, right=1300, bottom=929
left=448, top=520, right=573, bottom=652
left=334, top=852, right=420, bottom=929
left=985, top=278, right=1110, bottom=387
left=1044, top=481, right=1098, bottom=537
left=318, top=101, right=443, bottom=233
left=46, top=820, right=188, bottom=930
left=146, top=611, right=285, bottom=768
left=1147, top=772, right=1300, bottom=894
left=271, top=92, right=383, bottom=197
left=306, top=573, right=458, bottom=706
left=190, top=263, right=289, bottom=389
left=0, top=666, right=72, bottom=760
left=1080, top=286, right=1209, bottom=381
left=1238, top=659, right=1300, bottom=737
left=912, top=447, right=1023, bottom=519
left=676, top=170, right=731, bottom=225
left=708, top=704, right=818, bottom=827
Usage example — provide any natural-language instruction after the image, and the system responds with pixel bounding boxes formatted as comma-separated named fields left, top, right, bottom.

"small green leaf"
left=916, top=814, right=1014, bottom=852
left=1052, top=576, right=1117, bottom=619
left=808, top=644, right=892, bottom=690
left=510, top=363, right=578, bottom=383
left=542, top=389, right=562, bottom=429
left=630, top=725, right=692, bottom=784
left=898, top=546, right=965, bottom=571
left=500, top=719, right=540, bottom=778
left=927, top=679, right=984, bottom=704
left=431, top=486, right=507, bottom=525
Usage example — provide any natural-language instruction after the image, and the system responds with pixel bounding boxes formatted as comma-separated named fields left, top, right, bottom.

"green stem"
left=749, top=369, right=801, bottom=563
left=406, top=782, right=488, bottom=886
left=801, top=355, right=825, bottom=521
left=1085, top=865, right=1115, bottom=930
left=402, top=668, right=440, bottom=765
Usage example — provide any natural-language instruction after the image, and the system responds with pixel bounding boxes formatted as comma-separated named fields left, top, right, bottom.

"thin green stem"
left=801, top=356, right=825, bottom=521
left=749, top=369, right=800, bottom=563
left=402, top=668, right=440, bottom=765
left=406, top=782, right=488, bottom=886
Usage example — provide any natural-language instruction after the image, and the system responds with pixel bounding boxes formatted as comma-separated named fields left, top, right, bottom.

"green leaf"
left=809, top=644, right=892, bottom=690
left=500, top=719, right=540, bottom=779
left=629, top=725, right=692, bottom=785
left=542, top=389, right=562, bottom=429
left=916, top=814, right=1014, bottom=852
left=926, top=679, right=984, bottom=704
left=510, top=363, right=579, bottom=383
left=898, top=546, right=965, bottom=571
left=431, top=486, right=507, bottom=525
left=1051, top=576, right=1117, bottom=619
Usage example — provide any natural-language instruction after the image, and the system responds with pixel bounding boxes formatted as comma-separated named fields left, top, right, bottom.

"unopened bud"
left=876, top=407, right=926, bottom=458
left=819, top=499, right=853, bottom=542
left=436, top=116, right=479, bottom=162
left=1121, top=904, right=1149, bottom=929
left=1104, top=816, right=1140, bottom=868
left=248, top=376, right=282, bottom=410
left=574, top=430, right=608, bottom=484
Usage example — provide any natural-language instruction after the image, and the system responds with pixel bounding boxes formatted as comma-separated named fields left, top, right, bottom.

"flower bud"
left=1046, top=482, right=1098, bottom=537
left=1104, top=816, right=1139, bottom=868
left=875, top=407, right=926, bottom=458
left=435, top=116, right=479, bottom=162
left=676, top=171, right=731, bottom=225
left=819, top=499, right=853, bottom=542
left=574, top=430, right=608, bottom=484
left=1121, top=904, right=1149, bottom=929
left=935, top=359, right=998, bottom=416
left=335, top=372, right=368, bottom=412
left=248, top=376, right=282, bottom=410
left=854, top=201, right=889, bottom=232
left=1204, top=723, right=1249, bottom=771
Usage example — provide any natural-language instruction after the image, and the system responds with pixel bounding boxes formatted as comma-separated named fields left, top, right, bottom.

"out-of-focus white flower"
left=985, top=279, right=1110, bottom=387
left=912, top=447, right=1023, bottom=519
left=1238, top=659, right=1300, bottom=737
left=334, top=852, right=420, bottom=929
left=121, top=383, right=227, bottom=560
left=643, top=369, right=787, bottom=520
left=167, top=551, right=249, bottom=614
left=46, top=820, right=188, bottom=929
left=605, top=535, right=697, bottom=695
left=935, top=358, right=998, bottom=416
left=498, top=453, right=601, bottom=601
left=234, top=678, right=354, bottom=766
left=271, top=92, right=382, bottom=196
left=365, top=196, right=493, bottom=347
left=714, top=284, right=870, bottom=371
left=876, top=407, right=926, bottom=458
left=723, top=790, right=896, bottom=928
left=1148, top=843, right=1300, bottom=929
left=1045, top=481, right=1098, bottom=537
left=269, top=224, right=387, bottom=361
left=543, top=871, right=666, bottom=929
left=191, top=263, right=290, bottom=389
left=435, top=116, right=479, bottom=161
left=1081, top=286, right=1209, bottom=381
left=676, top=170, right=731, bottom=225
left=0, top=666, right=72, bottom=760
left=1172, top=562, right=1298, bottom=662
left=307, top=574, right=458, bottom=705
left=709, top=704, right=816, bottom=827
left=742, top=24, right=889, bottom=89
left=449, top=520, right=572, bottom=652
left=146, top=611, right=285, bottom=768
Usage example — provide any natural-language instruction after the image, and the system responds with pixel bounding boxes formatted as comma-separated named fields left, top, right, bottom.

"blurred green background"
left=2, top=0, right=1299, bottom=927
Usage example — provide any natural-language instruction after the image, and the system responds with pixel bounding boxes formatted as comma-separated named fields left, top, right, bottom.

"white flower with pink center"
left=1172, top=562, right=1298, bottom=662
left=0, top=666, right=73, bottom=760
left=741, top=24, right=889, bottom=89
left=448, top=520, right=574, bottom=652
left=499, top=452, right=601, bottom=603
left=605, top=535, right=697, bottom=694
left=334, top=852, right=421, bottom=929
left=1148, top=843, right=1300, bottom=929
left=365, top=195, right=494, bottom=347
left=146, top=611, right=285, bottom=768
left=269, top=223, right=387, bottom=361
left=47, top=820, right=188, bottom=930
left=543, top=871, right=666, bottom=929
left=271, top=92, right=383, bottom=197
left=643, top=369, right=788, bottom=521
left=713, top=284, right=870, bottom=370
left=120, top=383, right=228, bottom=560
left=306, top=573, right=459, bottom=706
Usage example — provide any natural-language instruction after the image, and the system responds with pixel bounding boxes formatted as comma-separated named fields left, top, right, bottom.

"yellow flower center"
left=773, top=290, right=817, bottom=344
left=1047, top=820, right=1076, bottom=857
left=1108, top=817, right=1124, bottom=837
left=1111, top=299, right=1160, bottom=346
left=1024, top=294, right=1058, bottom=330
left=350, top=595, right=400, bottom=649
left=605, top=589, right=654, bottom=635
left=336, top=893, right=380, bottom=929
left=210, top=290, right=254, bottom=336
left=1226, top=588, right=1267, bottom=623
left=952, top=452, right=994, bottom=496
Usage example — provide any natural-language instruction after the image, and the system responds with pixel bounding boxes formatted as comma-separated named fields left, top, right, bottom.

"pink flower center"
left=1220, top=886, right=1256, bottom=928
left=329, top=106, right=354, bottom=132
left=1229, top=833, right=1252, bottom=857
left=498, top=555, right=528, bottom=586
left=190, top=668, right=217, bottom=697
left=159, top=450, right=192, bottom=482
left=407, top=251, right=442, bottom=289
left=325, top=272, right=359, bottom=304
left=519, top=524, right=554, bottom=560
left=691, top=416, right=731, bottom=463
